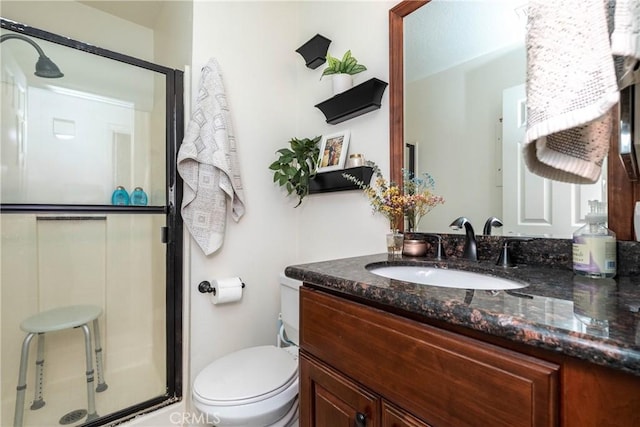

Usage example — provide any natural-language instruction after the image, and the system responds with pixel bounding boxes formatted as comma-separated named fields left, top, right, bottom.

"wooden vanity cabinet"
left=300, top=352, right=381, bottom=427
left=299, top=287, right=559, bottom=427
left=300, top=352, right=430, bottom=427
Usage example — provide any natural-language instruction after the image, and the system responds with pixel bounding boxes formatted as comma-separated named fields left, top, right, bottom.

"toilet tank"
left=279, top=273, right=302, bottom=346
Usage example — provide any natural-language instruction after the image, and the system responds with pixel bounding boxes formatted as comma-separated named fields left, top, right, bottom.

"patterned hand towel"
left=177, top=58, right=246, bottom=255
left=523, top=0, right=620, bottom=184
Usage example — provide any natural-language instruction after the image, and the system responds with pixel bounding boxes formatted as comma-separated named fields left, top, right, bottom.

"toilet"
left=192, top=274, right=302, bottom=427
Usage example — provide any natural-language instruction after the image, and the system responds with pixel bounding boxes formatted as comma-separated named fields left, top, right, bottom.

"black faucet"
left=483, top=216, right=503, bottom=235
left=449, top=217, right=477, bottom=261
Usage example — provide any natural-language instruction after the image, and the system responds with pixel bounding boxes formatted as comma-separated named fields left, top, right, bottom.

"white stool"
left=13, top=305, right=108, bottom=427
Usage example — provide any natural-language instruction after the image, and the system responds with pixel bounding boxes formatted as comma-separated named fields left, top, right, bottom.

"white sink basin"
left=367, top=265, right=527, bottom=290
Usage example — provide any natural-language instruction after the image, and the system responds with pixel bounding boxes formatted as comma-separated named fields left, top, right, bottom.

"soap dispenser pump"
left=572, top=200, right=616, bottom=278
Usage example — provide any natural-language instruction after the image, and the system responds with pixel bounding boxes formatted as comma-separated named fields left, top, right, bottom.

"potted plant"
left=321, top=50, right=367, bottom=95
left=269, top=136, right=321, bottom=207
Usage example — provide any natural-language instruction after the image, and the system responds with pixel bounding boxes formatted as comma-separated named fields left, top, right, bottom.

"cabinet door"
left=301, top=287, right=559, bottom=427
left=382, top=401, right=431, bottom=427
left=300, top=352, right=380, bottom=427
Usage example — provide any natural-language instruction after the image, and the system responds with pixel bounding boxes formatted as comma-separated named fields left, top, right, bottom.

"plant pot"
left=402, top=239, right=427, bottom=257
left=332, top=74, right=353, bottom=95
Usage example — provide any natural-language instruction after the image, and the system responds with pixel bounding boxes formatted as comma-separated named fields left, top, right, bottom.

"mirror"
left=390, top=0, right=638, bottom=240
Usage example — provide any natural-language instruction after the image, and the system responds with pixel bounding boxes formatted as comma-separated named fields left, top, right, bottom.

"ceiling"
left=77, top=1, right=165, bottom=28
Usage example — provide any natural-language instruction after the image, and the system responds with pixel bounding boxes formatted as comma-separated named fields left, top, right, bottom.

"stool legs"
left=30, top=333, right=46, bottom=410
left=79, top=324, right=99, bottom=422
left=14, top=317, right=107, bottom=426
left=14, top=332, right=36, bottom=427
left=92, top=319, right=108, bottom=392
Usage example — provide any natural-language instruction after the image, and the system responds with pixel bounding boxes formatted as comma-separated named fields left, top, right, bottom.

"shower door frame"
left=0, top=18, right=184, bottom=426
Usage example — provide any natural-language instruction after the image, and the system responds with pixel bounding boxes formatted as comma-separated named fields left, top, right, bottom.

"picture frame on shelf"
left=317, top=130, right=350, bottom=172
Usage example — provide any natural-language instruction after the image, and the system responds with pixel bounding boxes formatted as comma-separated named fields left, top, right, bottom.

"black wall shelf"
left=309, top=166, right=373, bottom=194
left=295, top=34, right=331, bottom=69
left=315, top=78, right=388, bottom=124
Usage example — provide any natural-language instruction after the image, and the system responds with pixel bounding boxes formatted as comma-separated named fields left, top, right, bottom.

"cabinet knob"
left=355, top=412, right=366, bottom=427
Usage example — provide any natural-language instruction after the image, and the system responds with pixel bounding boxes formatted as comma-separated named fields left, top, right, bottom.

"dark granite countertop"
left=285, top=253, right=640, bottom=376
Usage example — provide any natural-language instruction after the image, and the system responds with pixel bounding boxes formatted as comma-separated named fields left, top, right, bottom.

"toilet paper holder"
left=198, top=280, right=245, bottom=295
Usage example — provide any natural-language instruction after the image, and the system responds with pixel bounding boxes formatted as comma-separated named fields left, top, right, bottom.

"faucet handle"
left=497, top=237, right=532, bottom=267
left=423, top=233, right=445, bottom=260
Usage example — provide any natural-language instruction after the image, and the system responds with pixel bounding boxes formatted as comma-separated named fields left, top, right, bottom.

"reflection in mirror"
left=1, top=27, right=166, bottom=206
left=401, top=0, right=607, bottom=238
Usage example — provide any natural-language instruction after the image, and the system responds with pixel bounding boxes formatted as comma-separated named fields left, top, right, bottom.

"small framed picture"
left=317, top=130, right=350, bottom=172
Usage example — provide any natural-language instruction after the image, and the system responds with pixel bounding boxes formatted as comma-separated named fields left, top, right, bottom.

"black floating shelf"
left=315, top=78, right=388, bottom=125
left=295, top=34, right=331, bottom=69
left=309, top=166, right=373, bottom=194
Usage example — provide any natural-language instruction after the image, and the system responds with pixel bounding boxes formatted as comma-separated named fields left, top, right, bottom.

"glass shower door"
left=1, top=18, right=182, bottom=427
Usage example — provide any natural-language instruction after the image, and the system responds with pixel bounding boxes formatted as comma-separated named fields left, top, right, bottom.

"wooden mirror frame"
left=389, top=0, right=640, bottom=239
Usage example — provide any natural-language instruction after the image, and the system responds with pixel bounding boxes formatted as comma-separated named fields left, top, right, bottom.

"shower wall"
left=0, top=213, right=167, bottom=426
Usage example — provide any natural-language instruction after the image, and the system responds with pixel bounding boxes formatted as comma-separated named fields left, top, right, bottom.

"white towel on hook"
left=523, top=0, right=620, bottom=184
left=177, top=58, right=246, bottom=255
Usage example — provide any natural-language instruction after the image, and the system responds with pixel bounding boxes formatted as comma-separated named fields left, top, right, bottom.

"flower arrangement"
left=343, top=161, right=444, bottom=231
left=346, top=162, right=405, bottom=230
left=402, top=169, right=445, bottom=231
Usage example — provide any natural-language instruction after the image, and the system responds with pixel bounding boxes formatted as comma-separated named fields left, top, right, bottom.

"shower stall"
left=1, top=18, right=183, bottom=427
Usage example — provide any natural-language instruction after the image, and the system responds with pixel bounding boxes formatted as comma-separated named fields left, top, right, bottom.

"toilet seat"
left=192, top=345, right=299, bottom=426
left=193, top=345, right=298, bottom=406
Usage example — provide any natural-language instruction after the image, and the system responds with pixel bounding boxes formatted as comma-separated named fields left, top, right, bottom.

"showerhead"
left=35, top=54, right=64, bottom=78
left=1, top=33, right=64, bottom=78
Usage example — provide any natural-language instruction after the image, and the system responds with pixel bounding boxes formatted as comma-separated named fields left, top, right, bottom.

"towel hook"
left=197, top=280, right=246, bottom=295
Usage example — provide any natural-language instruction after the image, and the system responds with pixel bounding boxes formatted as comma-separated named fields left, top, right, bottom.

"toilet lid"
left=193, top=345, right=298, bottom=405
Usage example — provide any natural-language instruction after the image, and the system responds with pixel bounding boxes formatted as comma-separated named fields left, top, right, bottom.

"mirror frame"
left=389, top=0, right=640, bottom=240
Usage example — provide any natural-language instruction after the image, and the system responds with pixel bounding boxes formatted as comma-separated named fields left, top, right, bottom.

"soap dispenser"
left=572, top=200, right=616, bottom=278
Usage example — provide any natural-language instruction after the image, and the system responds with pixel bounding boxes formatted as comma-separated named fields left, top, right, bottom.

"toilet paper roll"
left=210, top=277, right=244, bottom=305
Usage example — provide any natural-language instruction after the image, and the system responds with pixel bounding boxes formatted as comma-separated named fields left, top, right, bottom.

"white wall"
left=184, top=1, right=393, bottom=424
left=293, top=1, right=394, bottom=262
left=405, top=46, right=525, bottom=232
left=186, top=0, right=393, bottom=380
left=154, top=1, right=193, bottom=71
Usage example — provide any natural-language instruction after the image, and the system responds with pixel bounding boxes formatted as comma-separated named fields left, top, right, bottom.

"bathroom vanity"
left=286, top=253, right=640, bottom=427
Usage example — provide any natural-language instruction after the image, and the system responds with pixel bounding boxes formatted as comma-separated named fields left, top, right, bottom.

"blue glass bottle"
left=130, top=187, right=148, bottom=206
left=111, top=186, right=130, bottom=205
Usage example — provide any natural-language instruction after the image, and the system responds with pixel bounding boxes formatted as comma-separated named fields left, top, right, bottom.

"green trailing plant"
left=320, top=50, right=367, bottom=79
left=269, top=136, right=321, bottom=207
